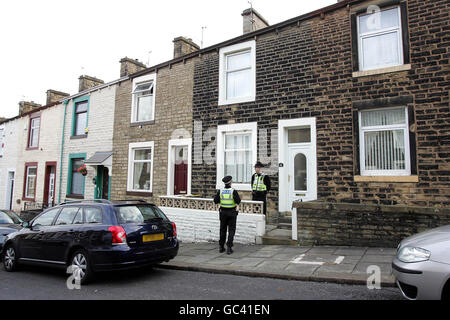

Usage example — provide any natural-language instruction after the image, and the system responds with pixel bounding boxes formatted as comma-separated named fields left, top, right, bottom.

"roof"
left=84, top=151, right=113, bottom=165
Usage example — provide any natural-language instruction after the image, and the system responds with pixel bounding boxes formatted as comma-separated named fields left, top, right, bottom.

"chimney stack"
left=242, top=8, right=269, bottom=34
left=120, top=57, right=147, bottom=77
left=173, top=37, right=200, bottom=59
left=19, top=101, right=42, bottom=116
left=46, top=89, right=70, bottom=104
left=78, top=75, right=104, bottom=92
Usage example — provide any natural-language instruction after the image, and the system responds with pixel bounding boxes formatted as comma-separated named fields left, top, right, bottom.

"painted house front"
left=59, top=76, right=122, bottom=204
left=189, top=0, right=449, bottom=222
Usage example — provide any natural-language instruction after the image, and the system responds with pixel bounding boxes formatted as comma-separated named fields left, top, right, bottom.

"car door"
left=18, top=208, right=60, bottom=260
left=42, top=206, right=81, bottom=262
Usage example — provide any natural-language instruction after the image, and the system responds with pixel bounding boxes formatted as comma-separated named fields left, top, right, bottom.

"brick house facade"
left=189, top=0, right=449, bottom=219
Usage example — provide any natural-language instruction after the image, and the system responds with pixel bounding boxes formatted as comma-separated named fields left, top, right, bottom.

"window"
left=216, top=122, right=257, bottom=190
left=73, top=100, right=88, bottom=136
left=68, top=157, right=85, bottom=196
left=115, top=205, right=168, bottom=224
left=357, top=6, right=403, bottom=71
left=84, top=207, right=103, bottom=224
left=24, top=164, right=37, bottom=199
left=219, top=40, right=256, bottom=105
left=131, top=74, right=156, bottom=123
left=32, top=208, right=59, bottom=228
left=55, top=207, right=80, bottom=225
left=359, top=107, right=410, bottom=176
left=127, top=141, right=154, bottom=192
left=28, top=117, right=40, bottom=148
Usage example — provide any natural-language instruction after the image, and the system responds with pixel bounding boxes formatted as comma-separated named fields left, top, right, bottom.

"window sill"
left=352, top=64, right=411, bottom=78
left=130, top=120, right=155, bottom=127
left=216, top=183, right=252, bottom=192
left=66, top=194, right=84, bottom=199
left=354, top=175, right=418, bottom=183
left=126, top=191, right=153, bottom=197
left=70, top=135, right=88, bottom=140
left=26, top=147, right=39, bottom=151
left=218, top=96, right=255, bottom=106
left=22, top=197, right=36, bottom=202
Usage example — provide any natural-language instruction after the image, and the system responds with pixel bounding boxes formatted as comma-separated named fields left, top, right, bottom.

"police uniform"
left=251, top=161, right=271, bottom=215
left=213, top=176, right=241, bottom=254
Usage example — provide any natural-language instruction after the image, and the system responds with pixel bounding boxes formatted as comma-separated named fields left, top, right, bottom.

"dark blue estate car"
left=1, top=200, right=178, bottom=284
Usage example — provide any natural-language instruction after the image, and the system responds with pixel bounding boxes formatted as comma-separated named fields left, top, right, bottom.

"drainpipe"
left=58, top=100, right=69, bottom=204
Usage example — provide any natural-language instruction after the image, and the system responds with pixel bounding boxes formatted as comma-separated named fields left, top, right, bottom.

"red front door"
left=174, top=146, right=188, bottom=195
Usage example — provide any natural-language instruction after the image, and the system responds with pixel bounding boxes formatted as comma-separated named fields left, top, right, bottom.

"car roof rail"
left=115, top=199, right=148, bottom=203
left=58, top=199, right=113, bottom=205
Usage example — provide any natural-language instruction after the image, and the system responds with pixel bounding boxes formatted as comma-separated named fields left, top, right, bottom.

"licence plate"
left=142, top=233, right=164, bottom=242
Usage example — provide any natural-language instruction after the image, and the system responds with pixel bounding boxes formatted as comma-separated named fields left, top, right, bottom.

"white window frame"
left=127, top=141, right=154, bottom=192
left=218, top=40, right=256, bottom=106
left=131, top=73, right=156, bottom=124
left=357, top=5, right=404, bottom=71
left=28, top=117, right=40, bottom=148
left=25, top=165, right=37, bottom=199
left=216, top=122, right=257, bottom=191
left=359, top=106, right=410, bottom=176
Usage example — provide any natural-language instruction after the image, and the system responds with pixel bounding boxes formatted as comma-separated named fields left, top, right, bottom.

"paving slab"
left=315, top=263, right=357, bottom=274
left=254, top=260, right=291, bottom=272
left=284, top=264, right=320, bottom=276
left=360, top=254, right=395, bottom=264
left=353, top=262, right=393, bottom=275
left=365, top=248, right=398, bottom=255
left=230, top=257, right=266, bottom=268
left=334, top=247, right=368, bottom=256
left=248, top=249, right=279, bottom=258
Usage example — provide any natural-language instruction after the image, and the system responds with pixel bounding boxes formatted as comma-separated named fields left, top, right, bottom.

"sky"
left=0, top=0, right=335, bottom=118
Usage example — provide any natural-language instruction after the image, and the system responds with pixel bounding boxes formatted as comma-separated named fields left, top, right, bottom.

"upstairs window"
left=359, top=107, right=410, bottom=176
left=73, top=100, right=88, bottom=136
left=357, top=6, right=403, bottom=71
left=28, top=116, right=40, bottom=148
left=219, top=40, right=256, bottom=105
left=133, top=81, right=154, bottom=122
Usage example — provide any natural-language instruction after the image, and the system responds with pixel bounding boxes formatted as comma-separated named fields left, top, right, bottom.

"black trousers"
left=252, top=193, right=267, bottom=215
left=219, top=209, right=237, bottom=248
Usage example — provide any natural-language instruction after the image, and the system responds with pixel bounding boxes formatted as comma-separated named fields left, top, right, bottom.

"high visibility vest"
left=220, top=188, right=236, bottom=208
left=252, top=174, right=267, bottom=192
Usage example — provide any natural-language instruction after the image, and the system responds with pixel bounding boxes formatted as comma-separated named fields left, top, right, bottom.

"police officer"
left=251, top=161, right=271, bottom=216
left=214, top=175, right=241, bottom=254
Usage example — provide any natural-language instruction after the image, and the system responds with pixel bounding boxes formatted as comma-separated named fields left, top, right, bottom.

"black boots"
left=226, top=247, right=233, bottom=255
left=219, top=246, right=225, bottom=253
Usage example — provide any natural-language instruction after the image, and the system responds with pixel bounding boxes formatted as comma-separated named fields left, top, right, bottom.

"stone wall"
left=294, top=201, right=450, bottom=247
left=191, top=0, right=449, bottom=214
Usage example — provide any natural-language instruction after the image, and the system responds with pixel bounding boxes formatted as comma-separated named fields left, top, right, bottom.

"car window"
left=55, top=207, right=80, bottom=226
left=32, top=208, right=60, bottom=228
left=0, top=211, right=22, bottom=224
left=84, top=207, right=103, bottom=224
left=72, top=210, right=83, bottom=224
left=115, top=205, right=168, bottom=224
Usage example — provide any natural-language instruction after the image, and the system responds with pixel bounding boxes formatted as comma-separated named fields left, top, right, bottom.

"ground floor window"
left=24, top=163, right=37, bottom=200
left=359, top=107, right=410, bottom=176
left=127, top=141, right=154, bottom=192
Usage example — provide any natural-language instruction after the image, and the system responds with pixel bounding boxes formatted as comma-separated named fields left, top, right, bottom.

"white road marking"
left=290, top=254, right=346, bottom=266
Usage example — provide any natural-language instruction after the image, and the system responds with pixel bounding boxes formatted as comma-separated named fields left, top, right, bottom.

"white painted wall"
left=160, top=207, right=266, bottom=245
left=59, top=85, right=116, bottom=202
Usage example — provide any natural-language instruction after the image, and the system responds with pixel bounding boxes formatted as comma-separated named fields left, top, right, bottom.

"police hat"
left=254, top=161, right=264, bottom=168
left=222, top=176, right=232, bottom=184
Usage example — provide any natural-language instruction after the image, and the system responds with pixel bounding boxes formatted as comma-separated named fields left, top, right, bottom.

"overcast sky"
left=0, top=0, right=335, bottom=118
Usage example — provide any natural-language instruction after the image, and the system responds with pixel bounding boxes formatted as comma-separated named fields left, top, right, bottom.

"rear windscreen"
left=115, top=205, right=169, bottom=224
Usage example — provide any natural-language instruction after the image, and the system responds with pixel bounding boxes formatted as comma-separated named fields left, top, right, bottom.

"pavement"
left=158, top=242, right=398, bottom=287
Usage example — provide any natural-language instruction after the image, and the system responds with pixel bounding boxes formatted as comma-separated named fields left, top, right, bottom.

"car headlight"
left=397, top=246, right=431, bottom=263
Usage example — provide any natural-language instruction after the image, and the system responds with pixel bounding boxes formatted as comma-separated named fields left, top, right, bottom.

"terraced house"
left=0, top=91, right=68, bottom=212
left=58, top=74, right=125, bottom=204
left=186, top=0, right=449, bottom=245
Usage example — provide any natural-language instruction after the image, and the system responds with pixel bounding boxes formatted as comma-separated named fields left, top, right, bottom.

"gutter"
left=58, top=100, right=69, bottom=204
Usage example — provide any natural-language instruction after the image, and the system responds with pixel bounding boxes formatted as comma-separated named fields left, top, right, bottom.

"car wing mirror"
left=21, top=221, right=30, bottom=228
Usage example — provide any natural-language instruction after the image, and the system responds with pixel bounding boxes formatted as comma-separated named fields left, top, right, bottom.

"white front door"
left=288, top=146, right=315, bottom=205
left=48, top=172, right=55, bottom=207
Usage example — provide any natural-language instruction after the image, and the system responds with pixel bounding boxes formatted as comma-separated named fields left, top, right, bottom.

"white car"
left=392, top=225, right=450, bottom=300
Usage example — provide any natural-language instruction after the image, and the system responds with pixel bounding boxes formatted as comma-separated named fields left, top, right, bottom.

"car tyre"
left=69, top=249, right=94, bottom=285
left=3, top=244, right=19, bottom=272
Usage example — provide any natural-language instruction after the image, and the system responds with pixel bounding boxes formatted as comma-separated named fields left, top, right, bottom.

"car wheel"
left=3, top=245, right=18, bottom=272
left=70, top=250, right=94, bottom=285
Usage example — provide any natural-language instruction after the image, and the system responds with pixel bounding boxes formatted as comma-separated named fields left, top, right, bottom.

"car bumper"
left=90, top=239, right=179, bottom=272
left=392, top=257, right=449, bottom=300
